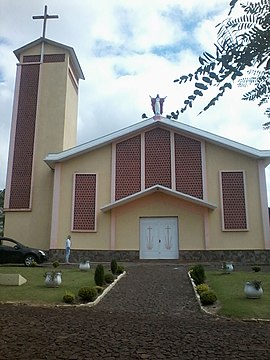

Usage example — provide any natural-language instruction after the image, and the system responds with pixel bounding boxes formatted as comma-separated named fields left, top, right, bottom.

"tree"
left=171, top=0, right=270, bottom=127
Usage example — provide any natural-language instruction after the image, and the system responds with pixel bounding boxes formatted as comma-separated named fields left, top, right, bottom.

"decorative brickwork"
left=73, top=174, right=96, bottom=231
left=115, top=135, right=141, bottom=200
left=23, top=54, right=65, bottom=63
left=9, top=64, right=40, bottom=209
left=145, top=128, right=171, bottom=188
left=221, top=171, right=247, bottom=230
left=174, top=133, right=203, bottom=199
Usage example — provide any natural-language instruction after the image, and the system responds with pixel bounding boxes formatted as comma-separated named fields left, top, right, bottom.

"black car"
left=0, top=237, right=47, bottom=266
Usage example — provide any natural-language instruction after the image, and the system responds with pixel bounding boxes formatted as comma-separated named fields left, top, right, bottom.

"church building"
left=4, top=11, right=270, bottom=262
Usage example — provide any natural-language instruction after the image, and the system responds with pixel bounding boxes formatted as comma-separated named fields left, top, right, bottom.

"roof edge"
left=100, top=185, right=217, bottom=212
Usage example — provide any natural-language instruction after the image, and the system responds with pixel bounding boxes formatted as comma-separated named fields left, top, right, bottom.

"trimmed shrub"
left=95, top=286, right=104, bottom=295
left=190, top=264, right=206, bottom=285
left=78, top=286, right=98, bottom=302
left=94, top=264, right=105, bottom=286
left=63, top=291, right=75, bottom=304
left=53, top=261, right=60, bottom=268
left=252, top=266, right=261, bottom=273
left=110, top=259, right=118, bottom=275
left=200, top=290, right=217, bottom=306
left=104, top=273, right=115, bottom=284
left=196, top=283, right=209, bottom=295
left=116, top=265, right=125, bottom=275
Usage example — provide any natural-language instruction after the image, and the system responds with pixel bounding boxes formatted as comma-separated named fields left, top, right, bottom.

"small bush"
left=252, top=266, right=261, bottom=273
left=94, top=264, right=105, bottom=286
left=53, top=261, right=60, bottom=268
left=95, top=286, right=104, bottom=295
left=116, top=265, right=125, bottom=275
left=190, top=264, right=206, bottom=285
left=196, top=283, right=209, bottom=295
left=200, top=290, right=217, bottom=306
left=111, top=259, right=118, bottom=274
left=104, top=273, right=115, bottom=284
left=63, top=291, right=75, bottom=304
left=78, top=286, right=98, bottom=302
left=30, top=261, right=37, bottom=267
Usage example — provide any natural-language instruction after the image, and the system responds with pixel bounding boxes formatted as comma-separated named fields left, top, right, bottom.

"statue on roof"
left=150, top=94, right=166, bottom=115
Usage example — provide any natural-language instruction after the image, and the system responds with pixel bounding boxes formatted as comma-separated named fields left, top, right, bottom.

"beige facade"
left=4, top=37, right=270, bottom=260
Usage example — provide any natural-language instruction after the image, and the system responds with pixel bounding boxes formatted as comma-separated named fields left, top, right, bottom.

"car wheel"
left=24, top=254, right=37, bottom=267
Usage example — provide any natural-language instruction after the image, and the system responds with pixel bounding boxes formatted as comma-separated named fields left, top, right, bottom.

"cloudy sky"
left=1, top=0, right=269, bottom=200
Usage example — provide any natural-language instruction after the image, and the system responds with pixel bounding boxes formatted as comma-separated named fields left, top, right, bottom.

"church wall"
left=54, top=145, right=112, bottom=249
left=205, top=142, right=265, bottom=249
left=113, top=192, right=205, bottom=250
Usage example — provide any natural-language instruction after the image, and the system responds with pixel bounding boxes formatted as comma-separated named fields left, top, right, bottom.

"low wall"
left=48, top=249, right=270, bottom=264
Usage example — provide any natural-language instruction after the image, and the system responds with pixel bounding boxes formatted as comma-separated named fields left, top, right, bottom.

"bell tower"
left=4, top=7, right=84, bottom=248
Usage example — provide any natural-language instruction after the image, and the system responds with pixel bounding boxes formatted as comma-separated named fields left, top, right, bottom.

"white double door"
left=140, top=217, right=179, bottom=259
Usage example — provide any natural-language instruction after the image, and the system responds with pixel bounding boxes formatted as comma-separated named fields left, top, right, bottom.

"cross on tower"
left=32, top=5, right=59, bottom=38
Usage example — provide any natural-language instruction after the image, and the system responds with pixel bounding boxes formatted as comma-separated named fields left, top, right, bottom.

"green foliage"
left=30, top=261, right=37, bottom=267
left=53, top=261, right=60, bottom=268
left=190, top=264, right=206, bottom=285
left=252, top=266, right=261, bottom=272
left=116, top=265, right=125, bottom=275
left=196, top=283, right=209, bottom=295
left=94, top=264, right=105, bottom=286
left=200, top=290, right=217, bottom=306
left=172, top=0, right=270, bottom=121
left=206, top=270, right=270, bottom=319
left=78, top=286, right=98, bottom=302
left=110, top=259, right=118, bottom=275
left=63, top=291, right=75, bottom=304
left=104, top=272, right=115, bottom=284
left=95, top=286, right=104, bottom=295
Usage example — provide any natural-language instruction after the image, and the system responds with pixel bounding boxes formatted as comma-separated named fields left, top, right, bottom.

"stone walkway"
left=0, top=264, right=270, bottom=359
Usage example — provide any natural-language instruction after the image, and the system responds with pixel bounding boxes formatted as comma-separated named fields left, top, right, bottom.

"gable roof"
left=100, top=185, right=217, bottom=212
left=44, top=116, right=270, bottom=169
left=14, top=37, right=85, bottom=80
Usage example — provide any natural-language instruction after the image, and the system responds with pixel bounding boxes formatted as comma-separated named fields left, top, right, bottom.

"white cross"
left=32, top=5, right=59, bottom=38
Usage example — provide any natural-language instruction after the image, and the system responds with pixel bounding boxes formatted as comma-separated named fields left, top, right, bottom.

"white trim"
left=101, top=184, right=216, bottom=212
left=258, top=160, right=270, bottom=249
left=219, top=170, right=249, bottom=231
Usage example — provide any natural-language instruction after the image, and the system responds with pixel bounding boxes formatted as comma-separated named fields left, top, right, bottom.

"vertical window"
left=72, top=173, right=96, bottom=231
left=220, top=171, right=248, bottom=230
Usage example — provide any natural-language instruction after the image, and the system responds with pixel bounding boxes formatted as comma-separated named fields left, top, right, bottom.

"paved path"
left=0, top=264, right=270, bottom=359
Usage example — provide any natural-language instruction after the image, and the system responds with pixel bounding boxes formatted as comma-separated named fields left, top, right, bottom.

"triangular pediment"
left=100, top=185, right=216, bottom=212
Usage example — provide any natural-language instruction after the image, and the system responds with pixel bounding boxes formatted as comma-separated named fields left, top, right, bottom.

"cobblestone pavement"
left=0, top=264, right=270, bottom=359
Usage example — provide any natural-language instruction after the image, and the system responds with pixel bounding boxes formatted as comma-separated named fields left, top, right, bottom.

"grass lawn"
left=206, top=270, right=270, bottom=319
left=0, top=265, right=99, bottom=305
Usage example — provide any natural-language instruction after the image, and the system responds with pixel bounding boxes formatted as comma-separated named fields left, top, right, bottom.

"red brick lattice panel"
left=73, top=174, right=96, bottom=231
left=221, top=171, right=247, bottom=230
left=115, top=135, right=141, bottom=200
left=145, top=128, right=171, bottom=189
left=9, top=64, right=40, bottom=209
left=23, top=54, right=65, bottom=63
left=174, top=133, right=203, bottom=199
